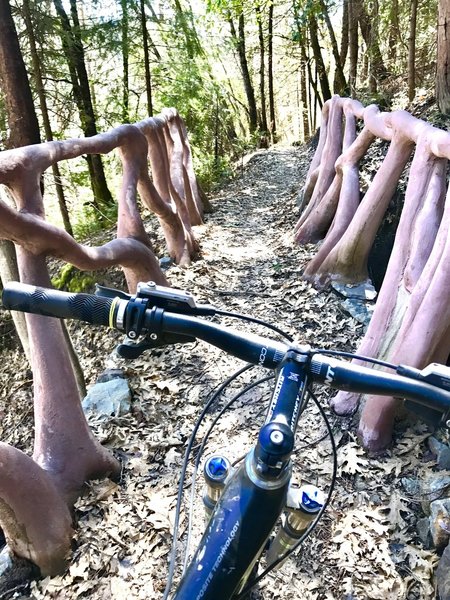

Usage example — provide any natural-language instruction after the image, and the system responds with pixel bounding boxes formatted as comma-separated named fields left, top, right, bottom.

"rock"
left=401, top=477, right=421, bottom=497
left=96, top=368, right=126, bottom=383
left=416, top=516, right=432, bottom=547
left=430, top=498, right=450, bottom=549
left=429, top=436, right=447, bottom=455
left=341, top=298, right=375, bottom=327
left=82, top=378, right=132, bottom=419
left=159, top=256, right=172, bottom=269
left=439, top=449, right=450, bottom=471
left=428, top=436, right=450, bottom=471
left=0, top=546, right=38, bottom=596
left=331, top=281, right=377, bottom=301
left=0, top=546, right=13, bottom=577
left=436, top=542, right=450, bottom=600
left=421, top=474, right=450, bottom=513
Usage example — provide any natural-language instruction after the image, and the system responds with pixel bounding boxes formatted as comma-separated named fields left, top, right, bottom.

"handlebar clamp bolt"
left=269, top=430, right=285, bottom=446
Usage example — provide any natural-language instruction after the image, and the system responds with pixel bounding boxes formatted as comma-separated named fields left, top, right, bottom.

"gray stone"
left=437, top=542, right=450, bottom=600
left=416, top=516, right=432, bottom=547
left=429, top=436, right=447, bottom=455
left=159, top=256, right=172, bottom=269
left=429, top=437, right=450, bottom=470
left=430, top=498, right=450, bottom=549
left=439, top=449, right=450, bottom=471
left=331, top=281, right=377, bottom=301
left=341, top=298, right=375, bottom=327
left=0, top=546, right=12, bottom=577
left=424, top=474, right=450, bottom=504
left=96, top=368, right=126, bottom=383
left=401, top=477, right=422, bottom=497
left=82, top=378, right=132, bottom=419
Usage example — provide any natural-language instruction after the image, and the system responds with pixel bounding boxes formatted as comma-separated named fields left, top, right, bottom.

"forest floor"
left=0, top=144, right=444, bottom=599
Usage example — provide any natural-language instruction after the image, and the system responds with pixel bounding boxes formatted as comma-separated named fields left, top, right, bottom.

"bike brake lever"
left=404, top=400, right=449, bottom=429
left=116, top=332, right=196, bottom=359
left=135, top=281, right=215, bottom=315
left=96, top=281, right=215, bottom=316
left=95, top=284, right=132, bottom=300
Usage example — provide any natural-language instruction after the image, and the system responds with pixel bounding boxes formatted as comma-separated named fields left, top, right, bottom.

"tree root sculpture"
left=0, top=108, right=206, bottom=572
left=296, top=96, right=450, bottom=452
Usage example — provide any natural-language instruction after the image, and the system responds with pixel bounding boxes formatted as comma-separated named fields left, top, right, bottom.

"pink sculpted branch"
left=295, top=95, right=450, bottom=454
left=0, top=109, right=205, bottom=573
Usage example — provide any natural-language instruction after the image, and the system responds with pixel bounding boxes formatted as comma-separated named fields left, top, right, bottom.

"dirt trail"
left=0, top=146, right=438, bottom=599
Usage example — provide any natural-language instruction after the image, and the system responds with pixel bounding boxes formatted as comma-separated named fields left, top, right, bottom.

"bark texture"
left=437, top=0, right=450, bottom=115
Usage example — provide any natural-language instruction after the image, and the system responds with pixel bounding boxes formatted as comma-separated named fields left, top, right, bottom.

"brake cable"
left=162, top=363, right=254, bottom=600
left=183, top=373, right=275, bottom=570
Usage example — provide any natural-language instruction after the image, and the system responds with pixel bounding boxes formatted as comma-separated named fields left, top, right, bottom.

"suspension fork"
left=172, top=351, right=310, bottom=600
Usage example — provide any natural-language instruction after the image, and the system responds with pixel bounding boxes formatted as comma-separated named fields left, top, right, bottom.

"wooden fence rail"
left=0, top=108, right=206, bottom=574
left=295, top=95, right=450, bottom=453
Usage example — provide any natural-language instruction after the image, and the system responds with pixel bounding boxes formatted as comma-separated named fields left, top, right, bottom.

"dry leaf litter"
left=0, top=146, right=444, bottom=600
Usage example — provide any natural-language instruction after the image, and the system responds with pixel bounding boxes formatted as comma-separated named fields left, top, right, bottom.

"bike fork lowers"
left=172, top=351, right=309, bottom=600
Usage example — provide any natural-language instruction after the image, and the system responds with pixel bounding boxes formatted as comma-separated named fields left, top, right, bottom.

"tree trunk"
left=140, top=0, right=154, bottom=116
left=348, top=0, right=359, bottom=95
left=228, top=12, right=258, bottom=133
left=300, top=46, right=310, bottom=141
left=267, top=2, right=276, bottom=142
left=339, top=0, right=349, bottom=66
left=0, top=0, right=41, bottom=149
left=368, top=0, right=380, bottom=93
left=0, top=240, right=30, bottom=360
left=388, top=0, right=400, bottom=69
left=121, top=0, right=129, bottom=123
left=53, top=0, right=114, bottom=210
left=408, top=0, right=419, bottom=102
left=0, top=0, right=36, bottom=357
left=437, top=0, right=450, bottom=114
left=173, top=0, right=202, bottom=59
left=22, top=0, right=73, bottom=236
left=319, top=0, right=347, bottom=95
left=308, top=14, right=332, bottom=103
left=358, top=0, right=389, bottom=85
left=255, top=3, right=268, bottom=138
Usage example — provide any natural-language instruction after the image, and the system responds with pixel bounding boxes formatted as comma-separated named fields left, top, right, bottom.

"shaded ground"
left=0, top=146, right=442, bottom=599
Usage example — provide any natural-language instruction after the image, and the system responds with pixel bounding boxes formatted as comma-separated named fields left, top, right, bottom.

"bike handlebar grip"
left=2, top=282, right=114, bottom=327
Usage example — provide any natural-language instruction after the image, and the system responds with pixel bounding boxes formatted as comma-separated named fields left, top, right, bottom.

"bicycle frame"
left=3, top=282, right=450, bottom=600
left=172, top=351, right=309, bottom=600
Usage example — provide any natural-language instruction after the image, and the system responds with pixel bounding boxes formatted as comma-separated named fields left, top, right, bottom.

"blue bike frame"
left=173, top=352, right=309, bottom=600
left=3, top=282, right=450, bottom=600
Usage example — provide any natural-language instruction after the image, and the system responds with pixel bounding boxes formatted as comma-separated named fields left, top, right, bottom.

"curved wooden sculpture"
left=0, top=110, right=205, bottom=573
left=296, top=96, right=450, bottom=453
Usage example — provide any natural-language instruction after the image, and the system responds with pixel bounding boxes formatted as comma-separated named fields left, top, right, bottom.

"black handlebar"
left=2, top=282, right=114, bottom=327
left=3, top=281, right=450, bottom=417
left=310, top=355, right=450, bottom=414
left=160, top=312, right=287, bottom=369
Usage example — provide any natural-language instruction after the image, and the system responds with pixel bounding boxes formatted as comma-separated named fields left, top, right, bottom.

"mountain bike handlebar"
left=3, top=281, right=450, bottom=419
left=4, top=280, right=450, bottom=599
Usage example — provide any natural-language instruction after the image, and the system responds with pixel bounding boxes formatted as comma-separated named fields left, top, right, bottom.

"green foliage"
left=150, top=2, right=243, bottom=189
left=51, top=263, right=95, bottom=292
left=356, top=90, right=392, bottom=111
left=71, top=200, right=118, bottom=240
left=7, top=0, right=443, bottom=229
